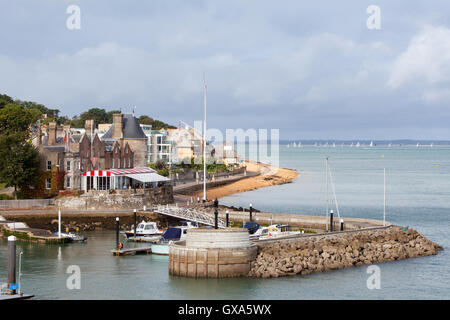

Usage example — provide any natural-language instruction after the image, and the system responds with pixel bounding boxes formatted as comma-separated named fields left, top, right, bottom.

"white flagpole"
left=203, top=75, right=207, bottom=202
left=325, top=157, right=329, bottom=231
left=384, top=168, right=386, bottom=226
left=58, top=207, right=61, bottom=238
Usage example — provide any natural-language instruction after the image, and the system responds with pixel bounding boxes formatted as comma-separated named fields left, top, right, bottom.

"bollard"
left=249, top=204, right=253, bottom=222
left=226, top=210, right=229, bottom=227
left=8, top=236, right=17, bottom=295
left=116, top=217, right=120, bottom=250
left=330, top=210, right=334, bottom=232
left=214, top=208, right=218, bottom=229
left=340, top=219, right=344, bottom=231
left=133, top=209, right=137, bottom=239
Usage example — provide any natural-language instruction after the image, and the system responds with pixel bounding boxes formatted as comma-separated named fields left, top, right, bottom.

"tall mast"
left=325, top=157, right=329, bottom=231
left=383, top=168, right=386, bottom=226
left=203, top=75, right=207, bottom=202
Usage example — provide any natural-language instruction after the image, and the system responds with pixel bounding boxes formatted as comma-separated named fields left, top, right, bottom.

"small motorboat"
left=151, top=222, right=197, bottom=255
left=123, top=221, right=164, bottom=240
left=250, top=224, right=301, bottom=241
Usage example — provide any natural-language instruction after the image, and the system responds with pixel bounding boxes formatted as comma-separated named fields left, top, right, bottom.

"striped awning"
left=82, top=167, right=156, bottom=177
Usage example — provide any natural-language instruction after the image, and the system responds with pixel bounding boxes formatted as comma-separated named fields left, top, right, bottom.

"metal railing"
left=155, top=204, right=226, bottom=228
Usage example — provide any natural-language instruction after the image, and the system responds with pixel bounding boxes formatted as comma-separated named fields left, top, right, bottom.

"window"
left=66, top=177, right=71, bottom=188
left=66, top=161, right=71, bottom=171
left=45, top=178, right=51, bottom=189
left=46, top=160, right=52, bottom=171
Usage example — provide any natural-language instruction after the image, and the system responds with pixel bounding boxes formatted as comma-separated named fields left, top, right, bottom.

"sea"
left=0, top=145, right=449, bottom=299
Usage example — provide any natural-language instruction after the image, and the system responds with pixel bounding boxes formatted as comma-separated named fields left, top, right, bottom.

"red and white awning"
left=82, top=167, right=156, bottom=177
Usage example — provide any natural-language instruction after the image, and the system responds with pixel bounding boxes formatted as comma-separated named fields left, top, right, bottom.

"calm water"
left=1, top=146, right=449, bottom=299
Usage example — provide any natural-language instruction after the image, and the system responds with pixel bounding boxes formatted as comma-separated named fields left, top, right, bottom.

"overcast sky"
left=1, top=0, right=450, bottom=140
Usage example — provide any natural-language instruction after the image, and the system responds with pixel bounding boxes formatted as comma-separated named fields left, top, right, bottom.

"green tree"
left=0, top=94, right=13, bottom=109
left=80, top=108, right=108, bottom=125
left=0, top=134, right=40, bottom=199
left=106, top=110, right=121, bottom=123
left=0, top=104, right=39, bottom=137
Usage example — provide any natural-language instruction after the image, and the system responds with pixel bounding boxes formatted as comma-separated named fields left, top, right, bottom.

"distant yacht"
left=388, top=143, right=392, bottom=147
left=369, top=141, right=374, bottom=147
left=416, top=143, right=420, bottom=148
left=298, top=141, right=302, bottom=147
left=332, top=143, right=336, bottom=148
left=430, top=143, right=434, bottom=147
left=356, top=142, right=360, bottom=147
left=286, top=144, right=290, bottom=148
left=293, top=142, right=297, bottom=147
left=350, top=142, right=354, bottom=147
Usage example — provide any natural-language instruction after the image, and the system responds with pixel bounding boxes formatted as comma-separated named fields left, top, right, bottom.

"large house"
left=34, top=113, right=168, bottom=194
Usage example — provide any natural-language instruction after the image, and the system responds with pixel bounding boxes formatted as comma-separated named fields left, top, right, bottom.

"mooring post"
left=340, top=219, right=344, bottom=231
left=330, top=210, right=334, bottom=232
left=226, top=210, right=229, bottom=227
left=116, top=217, right=120, bottom=250
left=214, top=198, right=219, bottom=229
left=249, top=204, right=253, bottom=222
left=133, top=209, right=137, bottom=239
left=8, top=236, right=17, bottom=295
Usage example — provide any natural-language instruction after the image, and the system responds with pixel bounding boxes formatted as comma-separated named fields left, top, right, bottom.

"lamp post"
left=203, top=76, right=207, bottom=203
left=249, top=204, right=253, bottom=222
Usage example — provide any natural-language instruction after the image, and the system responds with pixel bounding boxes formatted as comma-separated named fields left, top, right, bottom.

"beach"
left=193, top=161, right=299, bottom=199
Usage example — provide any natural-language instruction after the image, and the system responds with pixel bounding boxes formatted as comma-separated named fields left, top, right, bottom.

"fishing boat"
left=123, top=221, right=163, bottom=240
left=150, top=222, right=197, bottom=255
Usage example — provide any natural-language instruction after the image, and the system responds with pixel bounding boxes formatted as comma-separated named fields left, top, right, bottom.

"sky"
left=1, top=0, right=450, bottom=140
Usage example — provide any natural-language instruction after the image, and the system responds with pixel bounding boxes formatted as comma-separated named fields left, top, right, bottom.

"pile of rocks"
left=248, top=227, right=442, bottom=278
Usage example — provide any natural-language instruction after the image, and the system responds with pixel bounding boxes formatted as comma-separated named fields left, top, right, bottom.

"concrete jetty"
left=0, top=216, right=68, bottom=243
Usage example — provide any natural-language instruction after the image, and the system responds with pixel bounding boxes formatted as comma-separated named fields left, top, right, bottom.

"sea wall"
left=248, top=226, right=442, bottom=278
left=0, top=212, right=181, bottom=232
left=55, top=186, right=173, bottom=211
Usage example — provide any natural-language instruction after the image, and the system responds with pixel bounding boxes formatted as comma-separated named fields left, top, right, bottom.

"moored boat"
left=123, top=221, right=163, bottom=239
left=150, top=222, right=197, bottom=255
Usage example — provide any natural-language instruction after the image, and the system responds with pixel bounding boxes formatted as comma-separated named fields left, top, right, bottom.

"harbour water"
left=1, top=146, right=449, bottom=299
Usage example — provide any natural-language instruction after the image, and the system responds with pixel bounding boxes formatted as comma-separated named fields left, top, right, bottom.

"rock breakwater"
left=248, top=227, right=442, bottom=278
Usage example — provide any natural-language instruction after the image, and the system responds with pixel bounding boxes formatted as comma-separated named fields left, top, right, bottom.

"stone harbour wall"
left=55, top=186, right=173, bottom=211
left=248, top=226, right=442, bottom=278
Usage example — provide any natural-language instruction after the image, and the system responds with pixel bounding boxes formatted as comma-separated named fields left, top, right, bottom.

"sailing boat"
left=324, top=158, right=342, bottom=232
left=416, top=143, right=420, bottom=148
left=370, top=141, right=374, bottom=147
left=298, top=141, right=302, bottom=147
left=293, top=142, right=297, bottom=147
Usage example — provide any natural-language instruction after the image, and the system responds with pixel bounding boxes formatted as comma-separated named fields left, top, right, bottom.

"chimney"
left=85, top=120, right=94, bottom=136
left=112, top=113, right=123, bottom=138
left=48, top=122, right=57, bottom=146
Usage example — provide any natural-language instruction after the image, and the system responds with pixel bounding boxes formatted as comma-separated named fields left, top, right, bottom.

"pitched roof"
left=102, top=114, right=147, bottom=140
